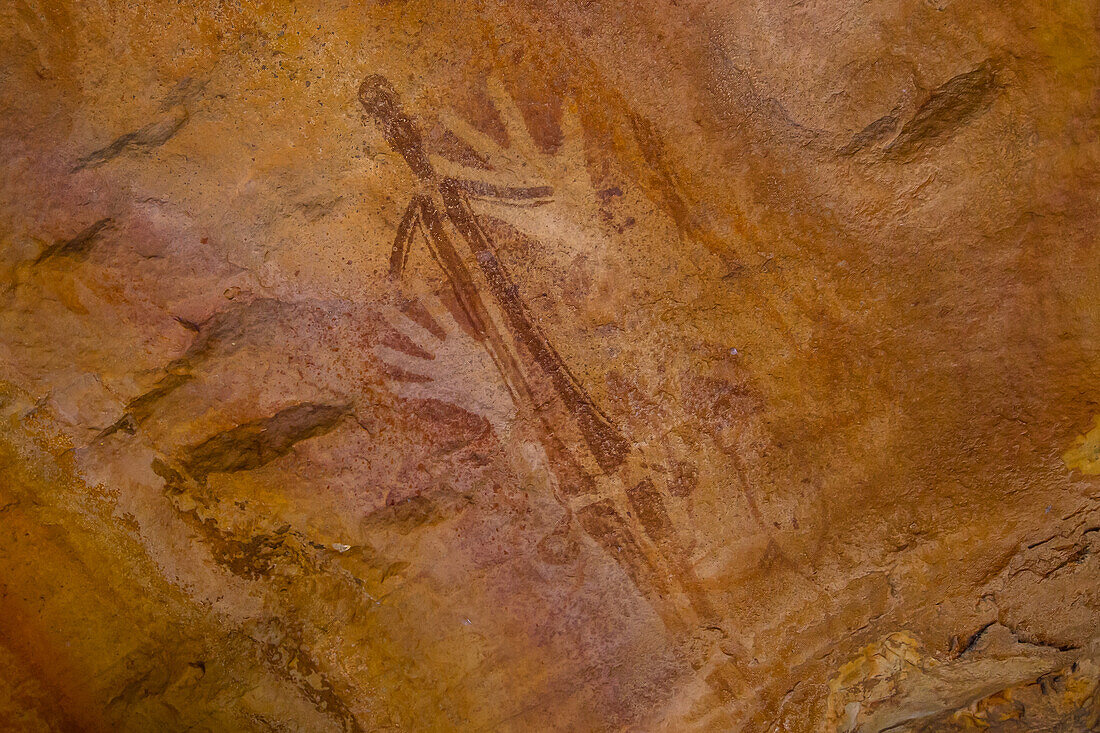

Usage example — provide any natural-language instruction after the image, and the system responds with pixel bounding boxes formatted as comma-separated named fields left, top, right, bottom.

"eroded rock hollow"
left=1, top=1, right=1098, bottom=730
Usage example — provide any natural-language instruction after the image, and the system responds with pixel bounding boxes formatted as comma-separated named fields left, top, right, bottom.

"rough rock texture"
left=1, top=1, right=1098, bottom=731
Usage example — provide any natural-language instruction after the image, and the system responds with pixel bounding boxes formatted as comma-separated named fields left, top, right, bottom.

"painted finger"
left=374, top=345, right=434, bottom=377
left=417, top=292, right=465, bottom=340
left=428, top=151, right=531, bottom=190
left=438, top=108, right=512, bottom=165
left=485, top=76, right=542, bottom=166
left=384, top=306, right=443, bottom=349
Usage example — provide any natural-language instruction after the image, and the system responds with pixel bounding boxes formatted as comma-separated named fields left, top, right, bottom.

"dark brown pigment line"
left=363, top=72, right=629, bottom=473
left=359, top=72, right=727, bottom=657
left=576, top=500, right=673, bottom=599
left=438, top=179, right=629, bottom=472
left=417, top=198, right=537, bottom=409
left=452, top=178, right=554, bottom=201
left=626, top=478, right=729, bottom=626
left=626, top=478, right=678, bottom=547
left=364, top=74, right=534, bottom=414
left=359, top=75, right=435, bottom=179
left=388, top=193, right=426, bottom=278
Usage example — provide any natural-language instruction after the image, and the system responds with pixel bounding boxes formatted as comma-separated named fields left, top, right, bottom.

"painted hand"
left=374, top=294, right=517, bottom=438
left=433, top=78, right=605, bottom=262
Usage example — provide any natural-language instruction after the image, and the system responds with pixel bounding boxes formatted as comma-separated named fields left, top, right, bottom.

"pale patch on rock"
left=1064, top=416, right=1100, bottom=475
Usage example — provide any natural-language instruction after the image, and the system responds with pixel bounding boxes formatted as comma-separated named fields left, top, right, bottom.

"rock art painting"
left=1, top=1, right=1098, bottom=731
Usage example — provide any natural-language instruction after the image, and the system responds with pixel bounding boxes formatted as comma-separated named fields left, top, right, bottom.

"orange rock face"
left=1, top=1, right=1098, bottom=730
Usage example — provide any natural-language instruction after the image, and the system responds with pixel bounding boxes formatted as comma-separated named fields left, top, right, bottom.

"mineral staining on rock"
left=1, top=0, right=1098, bottom=731
left=1065, top=416, right=1100, bottom=475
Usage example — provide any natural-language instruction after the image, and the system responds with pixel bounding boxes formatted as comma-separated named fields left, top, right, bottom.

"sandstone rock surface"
left=1, top=1, right=1098, bottom=730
